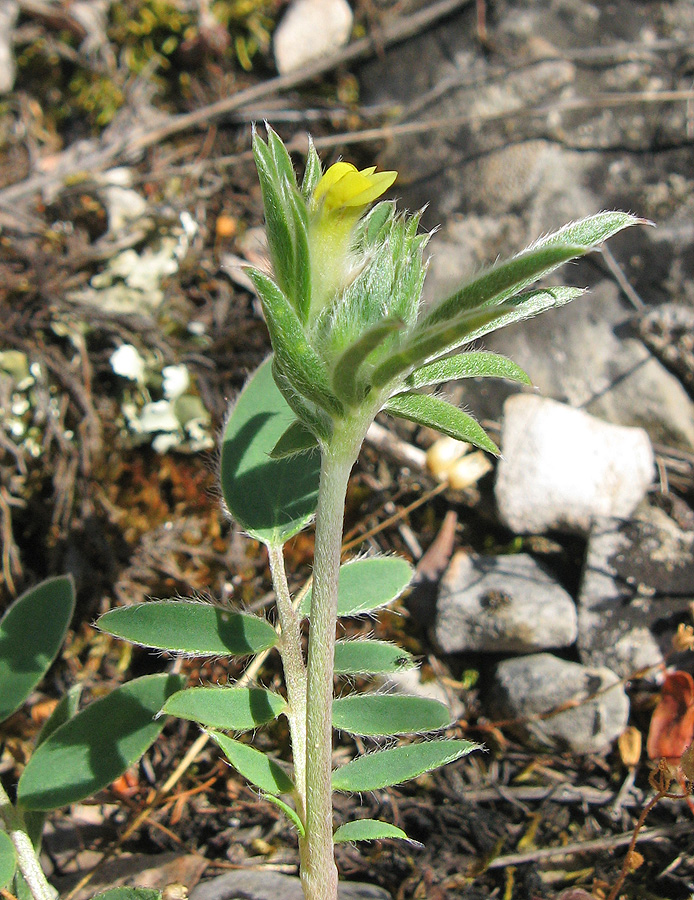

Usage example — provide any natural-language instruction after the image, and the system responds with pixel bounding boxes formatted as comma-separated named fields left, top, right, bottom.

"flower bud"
left=308, top=162, right=397, bottom=318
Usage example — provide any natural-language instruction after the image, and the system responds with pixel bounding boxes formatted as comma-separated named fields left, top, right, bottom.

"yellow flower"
left=312, top=162, right=397, bottom=214
left=308, top=162, right=397, bottom=318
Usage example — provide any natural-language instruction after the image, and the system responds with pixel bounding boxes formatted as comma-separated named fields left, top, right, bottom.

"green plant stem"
left=0, top=782, right=55, bottom=900
left=300, top=425, right=362, bottom=900
left=268, top=543, right=308, bottom=823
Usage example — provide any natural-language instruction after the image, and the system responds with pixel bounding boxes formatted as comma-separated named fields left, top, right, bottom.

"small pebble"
left=273, top=0, right=353, bottom=75
left=490, top=653, right=630, bottom=754
left=435, top=551, right=577, bottom=654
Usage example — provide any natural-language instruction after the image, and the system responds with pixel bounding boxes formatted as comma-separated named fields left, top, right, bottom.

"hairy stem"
left=0, top=782, right=55, bottom=900
left=300, top=427, right=361, bottom=900
left=268, top=543, right=308, bottom=822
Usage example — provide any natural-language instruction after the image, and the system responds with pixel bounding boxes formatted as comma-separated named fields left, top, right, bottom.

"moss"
left=68, top=73, right=125, bottom=127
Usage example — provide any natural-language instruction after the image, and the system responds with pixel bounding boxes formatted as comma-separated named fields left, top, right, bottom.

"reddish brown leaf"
left=647, top=670, right=694, bottom=762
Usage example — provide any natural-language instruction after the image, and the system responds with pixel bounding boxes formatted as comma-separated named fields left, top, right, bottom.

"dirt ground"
left=2, top=1, right=694, bottom=898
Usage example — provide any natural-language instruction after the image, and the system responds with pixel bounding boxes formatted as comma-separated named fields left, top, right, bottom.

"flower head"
left=311, top=162, right=397, bottom=215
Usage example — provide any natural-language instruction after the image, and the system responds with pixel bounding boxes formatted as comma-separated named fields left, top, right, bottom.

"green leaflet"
left=332, top=739, right=480, bottom=792
left=35, top=684, right=83, bottom=748
left=262, top=793, right=305, bottom=837
left=385, top=393, right=499, bottom=455
left=332, top=318, right=403, bottom=405
left=448, top=285, right=584, bottom=348
left=285, top=184, right=312, bottom=323
left=421, top=243, right=585, bottom=329
left=270, top=419, right=320, bottom=459
left=333, top=819, right=412, bottom=844
left=300, top=557, right=414, bottom=618
left=266, top=126, right=296, bottom=186
left=0, top=832, right=16, bottom=890
left=371, top=284, right=581, bottom=391
left=0, top=576, right=75, bottom=724
left=332, top=694, right=451, bottom=736
left=98, top=601, right=278, bottom=657
left=334, top=640, right=414, bottom=675
left=406, top=351, right=531, bottom=390
left=252, top=131, right=296, bottom=307
left=360, top=201, right=395, bottom=246
left=271, top=359, right=332, bottom=443
left=301, top=137, right=322, bottom=199
left=421, top=212, right=643, bottom=330
left=209, top=732, right=294, bottom=796
left=531, top=210, right=647, bottom=250
left=220, top=357, right=320, bottom=545
left=162, top=687, right=286, bottom=731
left=370, top=303, right=508, bottom=388
left=17, top=674, right=184, bottom=811
left=248, top=270, right=343, bottom=418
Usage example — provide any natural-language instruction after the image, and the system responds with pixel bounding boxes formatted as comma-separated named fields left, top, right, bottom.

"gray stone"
left=578, top=504, right=694, bottom=679
left=495, top=394, right=654, bottom=534
left=435, top=552, right=577, bottom=654
left=489, top=653, right=630, bottom=754
left=190, top=871, right=391, bottom=900
left=273, top=0, right=353, bottom=75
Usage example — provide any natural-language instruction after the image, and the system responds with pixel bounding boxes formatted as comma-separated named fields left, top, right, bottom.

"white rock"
left=435, top=552, right=577, bottom=654
left=273, top=0, right=353, bottom=75
left=490, top=653, right=629, bottom=754
left=495, top=395, right=654, bottom=534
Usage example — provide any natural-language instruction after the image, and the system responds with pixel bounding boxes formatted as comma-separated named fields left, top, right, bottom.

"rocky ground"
left=2, top=0, right=694, bottom=898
